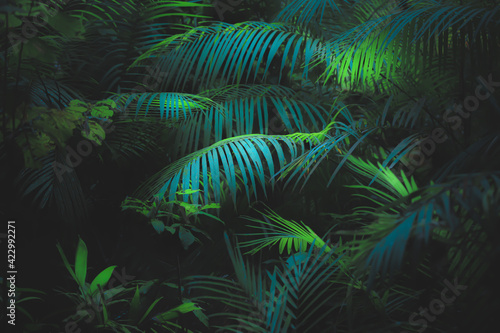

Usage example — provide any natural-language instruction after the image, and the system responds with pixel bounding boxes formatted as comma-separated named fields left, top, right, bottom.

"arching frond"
left=199, top=84, right=298, bottom=101
left=239, top=207, right=330, bottom=255
left=15, top=149, right=88, bottom=226
left=346, top=155, right=419, bottom=196
left=273, top=0, right=347, bottom=25
left=111, top=92, right=217, bottom=119
left=132, top=21, right=326, bottom=90
left=103, top=118, right=166, bottom=161
left=279, top=124, right=372, bottom=191
left=320, top=1, right=500, bottom=92
left=343, top=171, right=500, bottom=287
left=134, top=134, right=312, bottom=205
left=177, top=85, right=331, bottom=155
left=269, top=244, right=342, bottom=332
left=30, top=78, right=83, bottom=108
left=186, top=234, right=342, bottom=332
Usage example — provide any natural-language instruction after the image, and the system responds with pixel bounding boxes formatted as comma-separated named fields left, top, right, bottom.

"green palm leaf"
left=186, top=234, right=342, bottom=332
left=112, top=92, right=216, bottom=119
left=131, top=21, right=324, bottom=90
left=176, top=84, right=331, bottom=154
left=321, top=1, right=500, bottom=92
left=16, top=149, right=88, bottom=226
left=270, top=243, right=342, bottom=332
left=134, top=134, right=309, bottom=205
left=273, top=0, right=346, bottom=25
left=239, top=207, right=330, bottom=255
left=344, top=168, right=500, bottom=288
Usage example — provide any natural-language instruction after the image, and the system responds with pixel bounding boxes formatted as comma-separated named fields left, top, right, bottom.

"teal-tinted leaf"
left=193, top=307, right=209, bottom=327
left=134, top=134, right=309, bottom=205
left=179, top=227, right=195, bottom=250
left=132, top=22, right=320, bottom=90
left=151, top=219, right=165, bottom=234
left=100, top=286, right=126, bottom=303
left=274, top=0, right=343, bottom=24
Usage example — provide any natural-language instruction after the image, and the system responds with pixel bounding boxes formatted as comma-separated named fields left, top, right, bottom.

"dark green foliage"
left=1, top=0, right=499, bottom=332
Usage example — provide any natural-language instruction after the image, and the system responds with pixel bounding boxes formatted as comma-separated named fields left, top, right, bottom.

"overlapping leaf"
left=132, top=21, right=325, bottom=90
left=134, top=134, right=309, bottom=205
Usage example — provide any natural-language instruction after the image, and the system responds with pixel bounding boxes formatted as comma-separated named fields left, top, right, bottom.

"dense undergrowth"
left=1, top=0, right=499, bottom=332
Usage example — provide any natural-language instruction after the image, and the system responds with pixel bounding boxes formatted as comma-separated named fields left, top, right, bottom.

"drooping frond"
left=177, top=84, right=331, bottom=154
left=199, top=84, right=298, bottom=101
left=186, top=234, right=275, bottom=333
left=278, top=123, right=373, bottom=190
left=30, top=78, right=83, bottom=108
left=103, top=118, right=166, bottom=161
left=269, top=244, right=342, bottom=332
left=346, top=155, right=419, bottom=196
left=111, top=92, right=217, bottom=119
left=320, top=1, right=500, bottom=92
left=133, top=134, right=312, bottom=205
left=15, top=149, right=88, bottom=227
left=273, top=0, right=347, bottom=25
left=343, top=170, right=500, bottom=287
left=132, top=21, right=327, bottom=91
left=186, top=234, right=342, bottom=332
left=239, top=207, right=331, bottom=255
left=49, top=0, right=209, bottom=96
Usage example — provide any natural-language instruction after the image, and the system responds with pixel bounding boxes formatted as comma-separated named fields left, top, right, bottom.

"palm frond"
left=279, top=123, right=373, bottom=191
left=186, top=233, right=342, bottom=332
left=239, top=207, right=330, bottom=255
left=30, top=78, right=83, bottom=108
left=175, top=84, right=331, bottom=155
left=273, top=0, right=346, bottom=25
left=112, top=92, right=217, bottom=119
left=16, top=149, right=88, bottom=226
left=270, top=243, right=342, bottom=332
left=103, top=118, right=166, bottom=162
left=320, top=1, right=500, bottom=93
left=186, top=234, right=272, bottom=333
left=132, top=21, right=325, bottom=91
left=134, top=134, right=310, bottom=205
left=343, top=170, right=500, bottom=288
